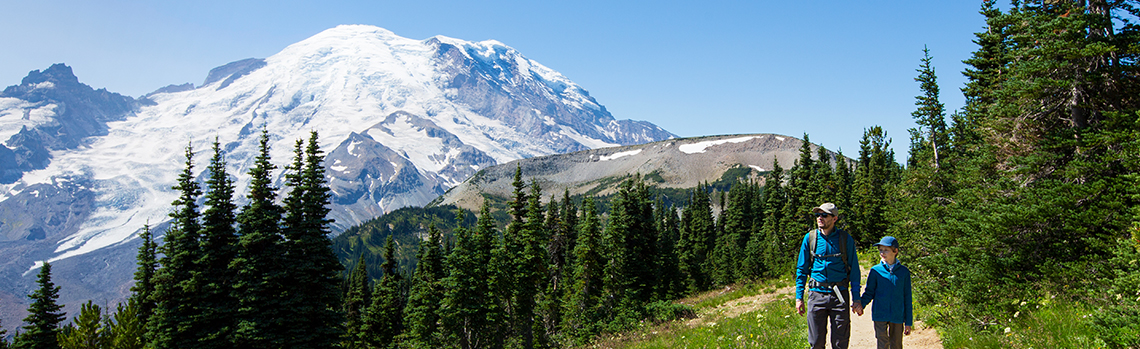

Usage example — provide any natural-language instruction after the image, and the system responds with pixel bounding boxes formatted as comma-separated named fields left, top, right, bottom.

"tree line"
left=3, top=130, right=344, bottom=349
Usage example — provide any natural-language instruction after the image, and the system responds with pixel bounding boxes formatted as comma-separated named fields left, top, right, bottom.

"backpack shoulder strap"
left=838, top=229, right=850, bottom=276
left=807, top=229, right=818, bottom=266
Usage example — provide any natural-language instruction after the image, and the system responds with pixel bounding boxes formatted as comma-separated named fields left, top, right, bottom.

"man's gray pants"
left=806, top=288, right=850, bottom=349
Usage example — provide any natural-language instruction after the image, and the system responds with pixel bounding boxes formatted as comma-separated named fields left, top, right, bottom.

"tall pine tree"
left=148, top=144, right=203, bottom=349
left=232, top=129, right=289, bottom=348
left=196, top=138, right=238, bottom=347
left=14, top=262, right=65, bottom=349
left=280, top=132, right=343, bottom=348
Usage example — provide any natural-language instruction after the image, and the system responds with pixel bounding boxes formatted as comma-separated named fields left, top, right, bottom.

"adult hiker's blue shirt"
left=859, top=260, right=914, bottom=326
left=794, top=228, right=860, bottom=300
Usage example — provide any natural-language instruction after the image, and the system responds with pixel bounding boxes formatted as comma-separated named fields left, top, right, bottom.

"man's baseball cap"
left=811, top=203, right=838, bottom=215
left=873, top=236, right=900, bottom=248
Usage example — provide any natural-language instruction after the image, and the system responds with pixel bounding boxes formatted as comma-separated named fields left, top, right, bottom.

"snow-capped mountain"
left=0, top=25, right=674, bottom=325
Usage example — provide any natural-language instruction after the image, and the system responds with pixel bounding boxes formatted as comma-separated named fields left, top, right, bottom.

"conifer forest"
left=4, top=1, right=1140, bottom=348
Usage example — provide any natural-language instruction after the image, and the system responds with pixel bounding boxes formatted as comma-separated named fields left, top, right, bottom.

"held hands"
left=851, top=301, right=864, bottom=316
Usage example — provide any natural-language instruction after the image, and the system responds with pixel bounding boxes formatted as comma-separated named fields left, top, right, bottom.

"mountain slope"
left=434, top=133, right=838, bottom=211
left=0, top=25, right=674, bottom=327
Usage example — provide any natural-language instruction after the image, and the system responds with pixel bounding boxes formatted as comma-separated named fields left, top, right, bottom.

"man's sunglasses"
left=813, top=213, right=833, bottom=218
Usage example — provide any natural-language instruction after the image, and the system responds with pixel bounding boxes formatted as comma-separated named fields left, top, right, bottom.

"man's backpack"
left=807, top=228, right=851, bottom=280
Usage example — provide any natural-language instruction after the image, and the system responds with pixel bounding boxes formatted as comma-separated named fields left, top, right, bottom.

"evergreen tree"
left=129, top=225, right=157, bottom=329
left=108, top=300, right=144, bottom=349
left=678, top=184, right=714, bottom=293
left=148, top=144, right=203, bottom=349
left=362, top=236, right=404, bottom=349
left=343, top=256, right=372, bottom=349
left=713, top=182, right=751, bottom=285
left=653, top=198, right=684, bottom=300
left=232, top=129, right=289, bottom=348
left=758, top=160, right=791, bottom=277
left=955, top=0, right=1007, bottom=158
left=57, top=301, right=108, bottom=349
left=196, top=138, right=238, bottom=347
left=14, top=262, right=65, bottom=349
left=491, top=166, right=527, bottom=344
left=400, top=224, right=445, bottom=348
left=280, top=132, right=343, bottom=348
left=561, top=198, right=604, bottom=344
left=909, top=46, right=950, bottom=170
left=513, top=181, right=548, bottom=349
left=440, top=206, right=499, bottom=349
left=850, top=127, right=895, bottom=246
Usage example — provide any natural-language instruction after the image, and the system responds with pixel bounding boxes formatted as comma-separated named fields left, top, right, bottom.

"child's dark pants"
left=873, top=321, right=904, bottom=349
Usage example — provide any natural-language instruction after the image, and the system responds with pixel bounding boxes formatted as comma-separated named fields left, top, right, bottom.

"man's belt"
left=808, top=279, right=850, bottom=304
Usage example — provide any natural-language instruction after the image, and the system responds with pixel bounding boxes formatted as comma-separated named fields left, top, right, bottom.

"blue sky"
left=1, top=0, right=993, bottom=162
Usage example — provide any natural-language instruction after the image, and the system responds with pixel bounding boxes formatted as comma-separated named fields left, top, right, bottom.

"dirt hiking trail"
left=849, top=265, right=943, bottom=349
left=684, top=270, right=943, bottom=348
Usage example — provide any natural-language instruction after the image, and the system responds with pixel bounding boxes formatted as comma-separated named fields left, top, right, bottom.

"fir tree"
left=561, top=198, right=604, bottom=344
left=653, top=198, right=684, bottom=300
left=148, top=144, right=203, bottom=349
left=850, top=127, right=895, bottom=246
left=14, top=262, right=65, bottom=349
left=108, top=300, right=144, bottom=349
left=440, top=206, right=499, bottom=349
left=362, top=235, right=404, bottom=349
left=758, top=160, right=790, bottom=276
left=400, top=225, right=445, bottom=348
left=129, top=224, right=157, bottom=329
left=232, top=129, right=289, bottom=348
left=57, top=301, right=108, bottom=349
left=196, top=138, right=238, bottom=347
left=678, top=184, right=714, bottom=293
left=343, top=256, right=372, bottom=349
left=910, top=46, right=949, bottom=170
left=281, top=132, right=343, bottom=348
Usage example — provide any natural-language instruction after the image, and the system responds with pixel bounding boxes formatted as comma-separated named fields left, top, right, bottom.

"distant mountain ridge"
left=434, top=133, right=842, bottom=211
left=0, top=25, right=674, bottom=327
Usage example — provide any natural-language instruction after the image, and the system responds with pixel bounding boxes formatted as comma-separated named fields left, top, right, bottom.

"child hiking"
left=856, top=236, right=913, bottom=349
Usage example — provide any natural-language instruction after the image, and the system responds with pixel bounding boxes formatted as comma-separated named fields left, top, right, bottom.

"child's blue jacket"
left=859, top=260, right=913, bottom=326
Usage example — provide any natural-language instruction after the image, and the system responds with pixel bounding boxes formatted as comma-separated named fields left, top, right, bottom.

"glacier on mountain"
left=0, top=24, right=674, bottom=314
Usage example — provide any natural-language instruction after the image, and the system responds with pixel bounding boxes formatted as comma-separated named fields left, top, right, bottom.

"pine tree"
left=108, top=300, right=144, bottom=349
left=232, top=129, right=289, bottom=348
left=910, top=46, right=950, bottom=170
left=561, top=197, right=604, bottom=344
left=57, top=301, right=108, bottom=349
left=514, top=181, right=548, bottom=349
left=653, top=198, right=684, bottom=301
left=148, top=144, right=203, bottom=349
left=196, top=138, right=238, bottom=347
left=14, top=262, right=66, bottom=349
left=492, top=166, right=527, bottom=344
left=850, top=127, right=895, bottom=246
left=400, top=224, right=445, bottom=348
left=281, top=132, right=343, bottom=348
left=759, top=160, right=791, bottom=276
left=343, top=256, right=372, bottom=349
left=678, top=184, right=714, bottom=293
left=363, top=235, right=404, bottom=349
left=129, top=224, right=157, bottom=329
left=440, top=206, right=499, bottom=349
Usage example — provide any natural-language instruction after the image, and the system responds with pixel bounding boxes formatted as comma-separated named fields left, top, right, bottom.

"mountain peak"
left=21, top=63, right=80, bottom=86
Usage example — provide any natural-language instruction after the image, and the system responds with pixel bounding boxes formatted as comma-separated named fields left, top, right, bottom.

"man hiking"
left=795, top=202, right=862, bottom=349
